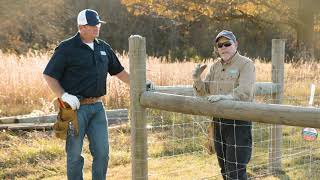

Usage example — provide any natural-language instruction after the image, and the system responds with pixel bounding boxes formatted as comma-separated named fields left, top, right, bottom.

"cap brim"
left=85, top=20, right=106, bottom=26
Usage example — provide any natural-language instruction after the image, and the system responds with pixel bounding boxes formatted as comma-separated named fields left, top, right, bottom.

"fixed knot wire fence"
left=129, top=36, right=320, bottom=180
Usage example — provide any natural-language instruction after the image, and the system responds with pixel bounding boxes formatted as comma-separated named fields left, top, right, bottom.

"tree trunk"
left=296, top=0, right=315, bottom=60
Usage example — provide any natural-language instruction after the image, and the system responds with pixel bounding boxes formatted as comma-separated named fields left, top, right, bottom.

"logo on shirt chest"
left=228, top=69, right=238, bottom=75
left=227, top=69, right=239, bottom=78
left=100, top=51, right=106, bottom=55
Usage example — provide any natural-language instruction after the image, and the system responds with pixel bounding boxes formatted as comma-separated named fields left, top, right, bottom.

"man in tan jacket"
left=193, top=30, right=256, bottom=180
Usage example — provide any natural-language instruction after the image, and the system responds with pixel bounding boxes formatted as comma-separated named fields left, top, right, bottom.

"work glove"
left=192, top=64, right=207, bottom=81
left=207, top=94, right=233, bottom=103
left=146, top=80, right=155, bottom=91
left=61, top=92, right=80, bottom=110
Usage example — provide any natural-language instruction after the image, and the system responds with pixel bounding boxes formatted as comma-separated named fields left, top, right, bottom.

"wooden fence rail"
left=153, top=82, right=279, bottom=96
left=140, top=91, right=320, bottom=128
left=0, top=109, right=128, bottom=130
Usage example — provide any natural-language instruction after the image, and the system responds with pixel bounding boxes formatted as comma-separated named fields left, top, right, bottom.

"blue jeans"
left=66, top=102, right=109, bottom=180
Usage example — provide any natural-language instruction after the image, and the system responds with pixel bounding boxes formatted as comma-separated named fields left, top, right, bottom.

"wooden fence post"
left=269, top=39, right=285, bottom=173
left=129, top=35, right=148, bottom=180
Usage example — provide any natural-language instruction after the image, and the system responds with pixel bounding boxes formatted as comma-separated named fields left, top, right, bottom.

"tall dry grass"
left=0, top=51, right=320, bottom=179
left=0, top=51, right=319, bottom=117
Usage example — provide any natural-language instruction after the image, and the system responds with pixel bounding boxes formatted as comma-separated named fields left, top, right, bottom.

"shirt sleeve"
left=231, top=61, right=256, bottom=101
left=193, top=64, right=213, bottom=96
left=43, top=45, right=68, bottom=80
left=107, top=47, right=124, bottom=76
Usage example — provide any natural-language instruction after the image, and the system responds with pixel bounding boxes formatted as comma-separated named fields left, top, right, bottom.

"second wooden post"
left=269, top=39, right=285, bottom=173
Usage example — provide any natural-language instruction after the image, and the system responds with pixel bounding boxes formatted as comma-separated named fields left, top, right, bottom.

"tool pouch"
left=53, top=106, right=79, bottom=140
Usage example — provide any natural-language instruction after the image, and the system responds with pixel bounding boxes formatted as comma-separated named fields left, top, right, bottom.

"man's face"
left=79, top=24, right=101, bottom=40
left=216, top=37, right=238, bottom=62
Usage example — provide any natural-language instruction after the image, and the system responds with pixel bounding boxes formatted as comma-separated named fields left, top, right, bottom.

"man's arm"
left=193, top=64, right=210, bottom=96
left=43, top=74, right=80, bottom=110
left=115, top=70, right=130, bottom=85
left=114, top=70, right=156, bottom=90
left=43, top=74, right=65, bottom=97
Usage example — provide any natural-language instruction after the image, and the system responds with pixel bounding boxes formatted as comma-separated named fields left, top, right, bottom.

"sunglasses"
left=216, top=41, right=233, bottom=48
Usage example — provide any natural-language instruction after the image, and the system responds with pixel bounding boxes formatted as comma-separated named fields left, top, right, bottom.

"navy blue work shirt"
left=43, top=33, right=124, bottom=98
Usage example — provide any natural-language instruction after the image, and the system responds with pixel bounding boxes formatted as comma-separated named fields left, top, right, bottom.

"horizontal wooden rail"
left=0, top=123, right=54, bottom=130
left=153, top=82, right=278, bottom=96
left=140, top=92, right=320, bottom=128
left=0, top=109, right=128, bottom=130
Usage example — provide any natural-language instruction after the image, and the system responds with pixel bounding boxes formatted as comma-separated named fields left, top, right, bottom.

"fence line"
left=129, top=35, right=320, bottom=180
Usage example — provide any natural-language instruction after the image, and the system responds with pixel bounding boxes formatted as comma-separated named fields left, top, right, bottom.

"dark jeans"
left=66, top=102, right=109, bottom=180
left=214, top=118, right=252, bottom=180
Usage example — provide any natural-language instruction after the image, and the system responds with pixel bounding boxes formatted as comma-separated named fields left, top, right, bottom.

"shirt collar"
left=94, top=38, right=100, bottom=44
left=74, top=32, right=100, bottom=47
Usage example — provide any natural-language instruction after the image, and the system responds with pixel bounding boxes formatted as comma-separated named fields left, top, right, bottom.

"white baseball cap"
left=77, top=9, right=106, bottom=26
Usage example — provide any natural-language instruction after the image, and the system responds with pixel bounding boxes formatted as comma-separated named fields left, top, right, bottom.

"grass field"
left=0, top=51, right=319, bottom=179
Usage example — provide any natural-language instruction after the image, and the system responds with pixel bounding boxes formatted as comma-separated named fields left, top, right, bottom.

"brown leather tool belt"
left=80, top=97, right=103, bottom=105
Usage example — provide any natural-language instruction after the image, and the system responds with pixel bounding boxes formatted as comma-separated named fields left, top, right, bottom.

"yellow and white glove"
left=207, top=94, right=233, bottom=102
left=61, top=92, right=80, bottom=110
left=192, top=64, right=207, bottom=81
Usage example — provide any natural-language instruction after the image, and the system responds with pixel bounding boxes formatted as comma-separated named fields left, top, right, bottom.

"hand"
left=146, top=80, right=155, bottom=91
left=61, top=92, right=80, bottom=110
left=192, top=64, right=207, bottom=81
left=207, top=94, right=233, bottom=102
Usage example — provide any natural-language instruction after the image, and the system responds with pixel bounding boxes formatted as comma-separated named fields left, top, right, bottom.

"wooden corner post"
left=269, top=39, right=285, bottom=173
left=129, top=35, right=148, bottom=180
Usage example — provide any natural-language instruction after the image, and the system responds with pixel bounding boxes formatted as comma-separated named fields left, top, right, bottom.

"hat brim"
left=86, top=20, right=106, bottom=26
left=215, top=35, right=232, bottom=42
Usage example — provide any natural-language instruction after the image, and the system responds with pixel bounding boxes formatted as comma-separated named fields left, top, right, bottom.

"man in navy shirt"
left=43, top=9, right=131, bottom=180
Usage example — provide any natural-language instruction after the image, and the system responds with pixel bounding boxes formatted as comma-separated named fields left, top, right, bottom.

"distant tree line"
left=0, top=0, right=319, bottom=62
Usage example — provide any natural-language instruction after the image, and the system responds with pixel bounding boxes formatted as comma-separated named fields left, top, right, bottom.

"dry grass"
left=0, top=51, right=319, bottom=117
left=0, top=51, right=320, bottom=179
